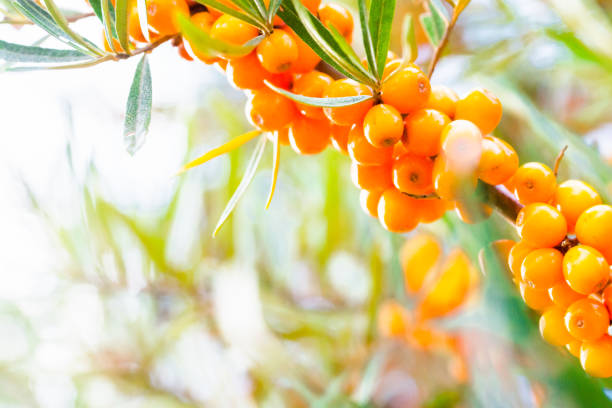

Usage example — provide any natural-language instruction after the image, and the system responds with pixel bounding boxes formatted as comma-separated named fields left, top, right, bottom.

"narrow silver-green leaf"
left=87, top=0, right=104, bottom=24
left=369, top=0, right=395, bottom=77
left=41, top=0, right=103, bottom=55
left=0, top=39, right=91, bottom=62
left=114, top=0, right=130, bottom=53
left=427, top=0, right=448, bottom=44
left=266, top=0, right=282, bottom=25
left=358, top=0, right=377, bottom=79
left=213, top=135, right=267, bottom=237
left=101, top=0, right=117, bottom=52
left=401, top=14, right=417, bottom=62
left=124, top=55, right=152, bottom=155
left=178, top=13, right=261, bottom=58
left=326, top=24, right=365, bottom=71
left=193, top=0, right=264, bottom=29
left=420, top=14, right=442, bottom=46
left=265, top=80, right=373, bottom=107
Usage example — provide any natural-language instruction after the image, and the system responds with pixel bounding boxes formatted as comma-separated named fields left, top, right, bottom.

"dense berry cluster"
left=378, top=233, right=480, bottom=382
left=508, top=177, right=612, bottom=377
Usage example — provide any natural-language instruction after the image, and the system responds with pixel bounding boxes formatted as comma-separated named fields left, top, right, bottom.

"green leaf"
left=178, top=13, right=261, bottom=58
left=265, top=80, right=373, bottom=107
left=546, top=29, right=612, bottom=73
left=401, top=14, right=417, bottom=62
left=124, top=55, right=152, bottom=155
left=87, top=0, right=104, bottom=25
left=101, top=0, right=117, bottom=52
left=427, top=0, right=448, bottom=45
left=114, top=0, right=130, bottom=53
left=326, top=23, right=365, bottom=71
left=368, top=0, right=395, bottom=78
left=420, top=13, right=442, bottom=47
left=0, top=39, right=91, bottom=62
left=358, top=0, right=377, bottom=79
left=41, top=0, right=103, bottom=55
left=266, top=0, right=282, bottom=25
left=213, top=135, right=267, bottom=237
left=193, top=0, right=264, bottom=29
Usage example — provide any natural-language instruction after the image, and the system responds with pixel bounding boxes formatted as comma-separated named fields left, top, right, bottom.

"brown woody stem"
left=481, top=183, right=524, bottom=222
left=427, top=7, right=461, bottom=79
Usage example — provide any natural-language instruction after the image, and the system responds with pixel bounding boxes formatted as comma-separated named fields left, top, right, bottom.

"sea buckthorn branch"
left=481, top=183, right=523, bottom=222
left=552, top=145, right=568, bottom=177
left=426, top=2, right=464, bottom=79
left=0, top=11, right=95, bottom=25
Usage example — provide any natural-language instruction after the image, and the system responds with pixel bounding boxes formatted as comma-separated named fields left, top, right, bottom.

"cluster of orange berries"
left=507, top=172, right=612, bottom=377
left=378, top=233, right=479, bottom=382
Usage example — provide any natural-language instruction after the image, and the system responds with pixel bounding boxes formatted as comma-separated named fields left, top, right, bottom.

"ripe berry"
left=455, top=88, right=502, bottom=135
left=403, top=109, right=450, bottom=157
left=359, top=189, right=381, bottom=218
left=330, top=124, right=350, bottom=154
left=347, top=124, right=393, bottom=165
left=273, top=127, right=290, bottom=145
left=418, top=198, right=449, bottom=224
left=146, top=0, right=189, bottom=35
left=301, top=0, right=321, bottom=14
left=256, top=29, right=298, bottom=73
left=508, top=240, right=535, bottom=282
left=555, top=180, right=602, bottom=231
left=351, top=162, right=392, bottom=190
left=127, top=3, right=146, bottom=43
left=477, top=135, right=519, bottom=185
left=381, top=58, right=402, bottom=80
left=322, top=79, right=373, bottom=126
left=425, top=85, right=459, bottom=119
left=400, top=234, right=441, bottom=293
left=575, top=204, right=612, bottom=262
left=381, top=64, right=430, bottom=114
left=432, top=155, right=478, bottom=201
left=519, top=282, right=553, bottom=311
left=565, top=298, right=609, bottom=341
left=226, top=52, right=275, bottom=90
left=580, top=336, right=612, bottom=378
left=539, top=307, right=574, bottom=347
left=520, top=248, right=563, bottom=289
left=377, top=188, right=420, bottom=232
left=513, top=162, right=557, bottom=205
left=604, top=285, right=612, bottom=317
left=288, top=29, right=321, bottom=73
left=454, top=200, right=492, bottom=224
left=318, top=3, right=353, bottom=39
left=567, top=340, right=582, bottom=357
left=392, top=154, right=434, bottom=196
left=363, top=104, right=404, bottom=148
left=103, top=32, right=127, bottom=53
left=291, top=71, right=333, bottom=119
left=377, top=300, right=408, bottom=338
left=177, top=41, right=193, bottom=61
left=548, top=281, right=584, bottom=308
left=246, top=89, right=297, bottom=131
left=515, top=203, right=567, bottom=248
left=440, top=120, right=483, bottom=174
left=563, top=245, right=609, bottom=295
left=210, top=15, right=259, bottom=47
left=288, top=116, right=330, bottom=154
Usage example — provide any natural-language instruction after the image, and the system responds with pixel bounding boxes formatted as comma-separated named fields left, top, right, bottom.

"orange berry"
left=330, top=124, right=350, bottom=154
left=418, top=197, right=450, bottom=223
left=291, top=71, right=333, bottom=119
left=210, top=15, right=259, bottom=47
left=580, top=336, right=612, bottom=377
left=454, top=200, right=492, bottom=224
left=403, top=109, right=450, bottom=157
left=378, top=300, right=409, bottom=338
left=540, top=307, right=575, bottom=347
left=563, top=245, right=609, bottom=295
left=565, top=298, right=609, bottom=341
left=575, top=204, right=612, bottom=262
left=418, top=249, right=474, bottom=319
left=604, top=285, right=612, bottom=316
left=425, top=85, right=459, bottom=118
left=363, top=104, right=404, bottom=148
left=301, top=0, right=321, bottom=14
left=322, top=79, right=373, bottom=126
left=515, top=203, right=567, bottom=248
left=226, top=52, right=270, bottom=90
left=185, top=12, right=219, bottom=64
left=351, top=162, right=392, bottom=190
left=127, top=4, right=146, bottom=43
left=347, top=124, right=393, bottom=166
left=549, top=281, right=584, bottom=308
left=392, top=154, right=434, bottom=196
left=400, top=233, right=441, bottom=293
left=256, top=29, right=298, bottom=73
left=272, top=127, right=290, bottom=145
left=455, top=88, right=502, bottom=135
left=555, top=180, right=602, bottom=231
left=288, top=116, right=330, bottom=154
left=146, top=0, right=188, bottom=35
left=519, top=282, right=553, bottom=311
left=567, top=339, right=582, bottom=357
left=377, top=188, right=420, bottom=232
left=359, top=189, right=382, bottom=218
left=246, top=89, right=297, bottom=131
left=432, top=155, right=478, bottom=201
left=477, top=135, right=518, bottom=185
left=520, top=248, right=563, bottom=289
left=508, top=240, right=534, bottom=282
left=103, top=32, right=127, bottom=53
left=318, top=3, right=353, bottom=38
left=440, top=120, right=483, bottom=174
left=381, top=64, right=430, bottom=114
left=288, top=29, right=321, bottom=73
left=176, top=41, right=193, bottom=61
left=513, top=162, right=557, bottom=205
left=381, top=58, right=402, bottom=80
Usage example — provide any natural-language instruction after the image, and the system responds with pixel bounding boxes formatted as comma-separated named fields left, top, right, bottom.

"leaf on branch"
left=357, top=0, right=377, bottom=79
left=401, top=14, right=417, bottom=62
left=114, top=0, right=130, bottom=53
left=177, top=13, right=261, bottom=58
left=368, top=0, right=396, bottom=79
left=420, top=0, right=448, bottom=47
left=213, top=135, right=267, bottom=237
left=101, top=0, right=118, bottom=51
left=193, top=0, right=265, bottom=29
left=0, top=39, right=92, bottom=62
left=124, top=55, right=152, bottom=155
left=264, top=80, right=373, bottom=107
left=266, top=0, right=282, bottom=25
left=41, top=0, right=103, bottom=55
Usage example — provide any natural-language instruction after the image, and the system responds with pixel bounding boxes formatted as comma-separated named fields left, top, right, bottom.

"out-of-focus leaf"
left=368, top=0, right=395, bottom=78
left=358, top=0, right=377, bottom=79
left=194, top=0, right=264, bottom=29
left=352, top=351, right=387, bottom=404
left=41, top=0, right=103, bottom=55
left=265, top=132, right=280, bottom=210
left=546, top=29, right=612, bottom=73
left=401, top=14, right=417, bottom=62
left=0, top=39, right=91, bottom=62
left=421, top=0, right=448, bottom=47
left=455, top=0, right=470, bottom=14
left=213, top=135, right=267, bottom=236
left=265, top=80, right=373, bottom=107
left=114, top=0, right=130, bottom=53
left=124, top=55, right=152, bottom=155
left=101, top=0, right=117, bottom=51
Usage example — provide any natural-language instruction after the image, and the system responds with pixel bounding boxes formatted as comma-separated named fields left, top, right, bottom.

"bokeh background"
left=1, top=0, right=612, bottom=406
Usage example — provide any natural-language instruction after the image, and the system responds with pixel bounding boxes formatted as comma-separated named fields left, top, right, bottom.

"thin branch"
left=0, top=11, right=94, bottom=25
left=481, top=183, right=524, bottom=222
left=114, top=34, right=179, bottom=59
left=427, top=7, right=461, bottom=79
left=553, top=145, right=568, bottom=177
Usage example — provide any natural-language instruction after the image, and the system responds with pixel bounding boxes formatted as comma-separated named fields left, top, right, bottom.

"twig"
left=481, top=183, right=524, bottom=222
left=0, top=11, right=94, bottom=25
left=553, top=145, right=568, bottom=177
left=427, top=7, right=461, bottom=79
